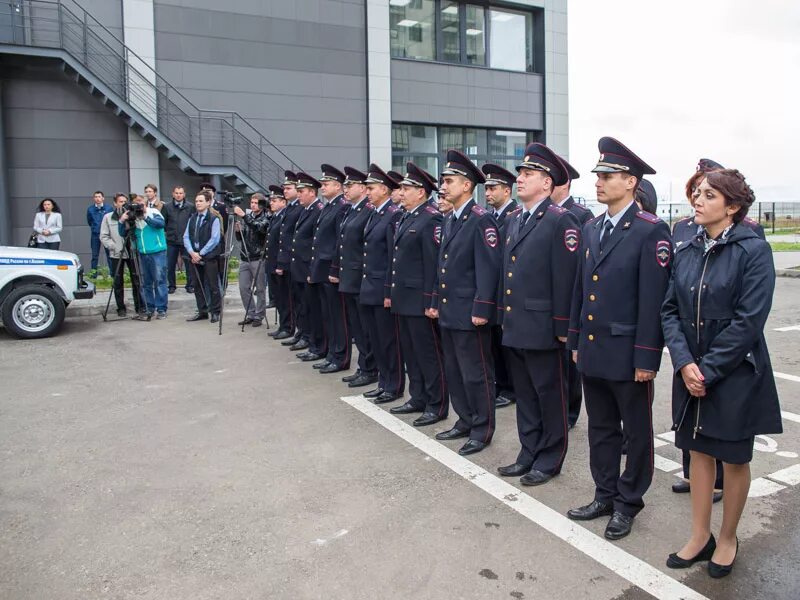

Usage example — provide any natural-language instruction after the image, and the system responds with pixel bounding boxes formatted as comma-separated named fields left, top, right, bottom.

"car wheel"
left=1, top=285, right=66, bottom=339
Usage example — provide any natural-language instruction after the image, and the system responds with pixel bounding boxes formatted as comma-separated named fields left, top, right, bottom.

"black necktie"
left=600, top=220, right=613, bottom=250
left=520, top=211, right=530, bottom=227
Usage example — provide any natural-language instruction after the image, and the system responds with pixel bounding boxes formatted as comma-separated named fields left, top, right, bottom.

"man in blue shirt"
left=86, top=191, right=113, bottom=273
left=184, top=190, right=223, bottom=323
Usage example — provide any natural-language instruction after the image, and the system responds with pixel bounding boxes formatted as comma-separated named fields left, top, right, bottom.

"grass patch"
left=770, top=242, right=800, bottom=252
left=86, top=257, right=241, bottom=290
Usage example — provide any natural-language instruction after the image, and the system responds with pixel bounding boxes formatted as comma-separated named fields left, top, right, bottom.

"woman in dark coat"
left=661, top=168, right=781, bottom=578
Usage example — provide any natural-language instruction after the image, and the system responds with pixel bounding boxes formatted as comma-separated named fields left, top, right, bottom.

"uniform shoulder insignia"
left=547, top=204, right=567, bottom=214
left=424, top=205, right=439, bottom=215
left=675, top=216, right=691, bottom=225
left=471, top=205, right=487, bottom=216
left=509, top=207, right=522, bottom=216
left=574, top=203, right=591, bottom=213
left=365, top=203, right=375, bottom=210
left=635, top=210, right=661, bottom=224
left=588, top=214, right=604, bottom=224
left=387, top=204, right=400, bottom=214
left=744, top=216, right=758, bottom=225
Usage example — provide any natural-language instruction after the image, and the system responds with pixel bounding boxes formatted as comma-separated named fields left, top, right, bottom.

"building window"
left=390, top=0, right=436, bottom=61
left=392, top=123, right=538, bottom=181
left=488, top=8, right=533, bottom=72
left=390, top=1, right=536, bottom=72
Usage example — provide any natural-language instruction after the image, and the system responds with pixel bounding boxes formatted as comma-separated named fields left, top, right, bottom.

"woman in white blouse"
left=33, top=198, right=63, bottom=249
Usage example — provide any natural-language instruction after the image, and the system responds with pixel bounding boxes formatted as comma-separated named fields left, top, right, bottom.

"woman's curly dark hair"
left=37, top=198, right=61, bottom=213
left=704, top=169, right=755, bottom=223
left=684, top=170, right=705, bottom=205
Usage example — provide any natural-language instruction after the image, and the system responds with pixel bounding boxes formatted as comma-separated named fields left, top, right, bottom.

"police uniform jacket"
left=265, top=208, right=285, bottom=274
left=309, top=194, right=349, bottom=284
left=567, top=204, right=672, bottom=381
left=388, top=203, right=443, bottom=316
left=335, top=198, right=373, bottom=294
left=501, top=200, right=580, bottom=349
left=290, top=200, right=322, bottom=281
left=432, top=200, right=502, bottom=330
left=561, top=196, right=594, bottom=226
left=276, top=201, right=302, bottom=271
left=672, top=215, right=765, bottom=244
left=493, top=201, right=519, bottom=234
left=360, top=200, right=402, bottom=306
left=662, top=224, right=781, bottom=440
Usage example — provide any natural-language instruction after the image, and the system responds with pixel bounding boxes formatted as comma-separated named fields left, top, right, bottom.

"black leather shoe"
left=266, top=301, right=276, bottom=309
left=168, top=287, right=176, bottom=294
left=458, top=440, right=488, bottom=456
left=708, top=538, right=738, bottom=578
left=251, top=320, right=262, bottom=327
left=713, top=490, right=723, bottom=504
left=520, top=469, right=554, bottom=487
left=319, top=363, right=346, bottom=374
left=313, top=360, right=331, bottom=369
left=672, top=480, right=690, bottom=494
left=374, top=391, right=402, bottom=404
left=495, top=395, right=514, bottom=408
left=413, top=413, right=445, bottom=427
left=342, top=370, right=362, bottom=383
left=389, top=401, right=424, bottom=414
left=604, top=511, right=634, bottom=540
left=289, top=341, right=309, bottom=351
left=567, top=500, right=613, bottom=521
left=497, top=463, right=532, bottom=477
left=238, top=318, right=254, bottom=326
left=295, top=351, right=312, bottom=359
left=667, top=534, right=716, bottom=569
left=273, top=331, right=292, bottom=340
left=300, top=353, right=325, bottom=362
left=349, top=373, right=379, bottom=388
left=186, top=313, right=209, bottom=322
left=210, top=313, right=219, bottom=323
left=435, top=427, right=470, bottom=441
left=282, top=336, right=301, bottom=346
left=363, top=387, right=384, bottom=399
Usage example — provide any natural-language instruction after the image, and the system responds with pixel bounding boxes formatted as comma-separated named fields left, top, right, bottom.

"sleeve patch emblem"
left=433, top=225, right=442, bottom=246
left=656, top=240, right=671, bottom=267
left=484, top=227, right=498, bottom=248
left=564, top=229, right=579, bottom=252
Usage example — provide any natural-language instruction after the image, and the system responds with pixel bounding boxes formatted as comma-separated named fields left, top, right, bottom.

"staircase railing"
left=0, top=0, right=301, bottom=188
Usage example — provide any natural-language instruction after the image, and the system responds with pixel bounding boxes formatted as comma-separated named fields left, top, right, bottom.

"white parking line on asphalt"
left=767, top=464, right=800, bottom=486
left=341, top=394, right=709, bottom=600
left=781, top=411, right=800, bottom=424
left=774, top=325, right=800, bottom=332
left=775, top=372, right=800, bottom=384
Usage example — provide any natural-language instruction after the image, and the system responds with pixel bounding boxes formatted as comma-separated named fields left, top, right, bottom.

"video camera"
left=123, top=201, right=145, bottom=220
left=218, top=190, right=244, bottom=208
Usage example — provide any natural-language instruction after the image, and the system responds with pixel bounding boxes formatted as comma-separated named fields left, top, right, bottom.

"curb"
left=66, top=289, right=250, bottom=317
left=777, top=269, right=800, bottom=279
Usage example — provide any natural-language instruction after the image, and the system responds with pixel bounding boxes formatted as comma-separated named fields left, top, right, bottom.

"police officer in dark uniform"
left=566, top=137, right=672, bottom=540
left=266, top=185, right=292, bottom=336
left=495, top=143, right=580, bottom=486
left=481, top=163, right=519, bottom=409
left=334, top=167, right=379, bottom=388
left=387, top=162, right=448, bottom=426
left=429, top=150, right=502, bottom=456
left=360, top=164, right=405, bottom=403
left=289, top=173, right=324, bottom=359
left=276, top=171, right=304, bottom=344
left=309, top=165, right=351, bottom=373
left=636, top=179, right=658, bottom=215
left=551, top=156, right=593, bottom=429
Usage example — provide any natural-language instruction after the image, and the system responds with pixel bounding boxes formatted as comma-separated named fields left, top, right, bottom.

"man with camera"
left=184, top=190, right=224, bottom=323
left=233, top=192, right=270, bottom=327
left=118, top=194, right=168, bottom=320
left=100, top=193, right=142, bottom=317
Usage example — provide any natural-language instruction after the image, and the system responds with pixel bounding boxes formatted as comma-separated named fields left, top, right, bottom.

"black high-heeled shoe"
left=666, top=534, right=717, bottom=569
left=708, top=538, right=738, bottom=578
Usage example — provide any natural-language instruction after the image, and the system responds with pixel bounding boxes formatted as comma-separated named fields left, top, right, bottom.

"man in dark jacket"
left=86, top=191, right=113, bottom=273
left=266, top=185, right=292, bottom=337
left=233, top=193, right=270, bottom=326
left=275, top=171, right=304, bottom=344
left=161, top=186, right=195, bottom=294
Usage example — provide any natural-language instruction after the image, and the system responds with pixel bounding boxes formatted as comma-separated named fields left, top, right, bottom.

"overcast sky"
left=567, top=0, right=800, bottom=205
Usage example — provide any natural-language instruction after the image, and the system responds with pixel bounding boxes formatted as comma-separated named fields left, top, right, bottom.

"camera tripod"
left=101, top=218, right=147, bottom=322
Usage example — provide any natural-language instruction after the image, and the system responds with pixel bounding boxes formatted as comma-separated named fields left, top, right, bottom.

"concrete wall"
left=152, top=0, right=369, bottom=176
left=390, top=59, right=544, bottom=132
left=3, top=68, right=130, bottom=267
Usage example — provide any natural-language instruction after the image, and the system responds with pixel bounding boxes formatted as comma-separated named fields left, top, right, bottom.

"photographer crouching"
left=118, top=194, right=168, bottom=320
left=233, top=193, right=270, bottom=327
left=184, top=190, right=224, bottom=323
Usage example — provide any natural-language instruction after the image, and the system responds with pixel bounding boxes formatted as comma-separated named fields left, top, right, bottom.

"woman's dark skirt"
left=675, top=402, right=755, bottom=465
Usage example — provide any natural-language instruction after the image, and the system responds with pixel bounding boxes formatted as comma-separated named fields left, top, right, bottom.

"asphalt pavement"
left=2, top=278, right=800, bottom=599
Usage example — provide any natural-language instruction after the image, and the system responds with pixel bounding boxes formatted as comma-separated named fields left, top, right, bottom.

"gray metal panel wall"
left=4, top=71, right=130, bottom=267
left=390, top=59, right=544, bottom=132
left=153, top=0, right=369, bottom=174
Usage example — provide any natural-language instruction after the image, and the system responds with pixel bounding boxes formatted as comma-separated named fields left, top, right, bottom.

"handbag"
left=27, top=231, right=38, bottom=248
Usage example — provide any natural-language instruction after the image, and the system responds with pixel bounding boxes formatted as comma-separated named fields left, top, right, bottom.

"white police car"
left=0, top=246, right=95, bottom=339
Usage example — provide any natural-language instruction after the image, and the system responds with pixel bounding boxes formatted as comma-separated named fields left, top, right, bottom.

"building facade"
left=0, top=0, right=568, bottom=265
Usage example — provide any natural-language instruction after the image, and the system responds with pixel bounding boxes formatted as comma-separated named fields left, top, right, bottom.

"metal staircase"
left=0, top=0, right=301, bottom=192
